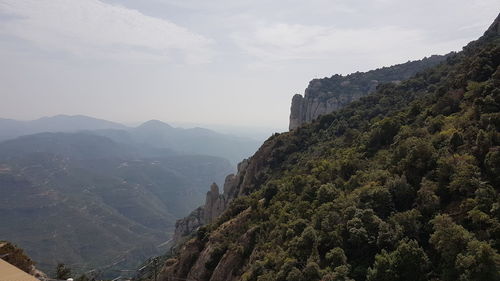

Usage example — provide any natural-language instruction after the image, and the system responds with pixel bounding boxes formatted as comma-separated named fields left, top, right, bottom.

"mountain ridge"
left=159, top=13, right=500, bottom=281
left=0, top=116, right=262, bottom=164
left=289, top=54, right=450, bottom=130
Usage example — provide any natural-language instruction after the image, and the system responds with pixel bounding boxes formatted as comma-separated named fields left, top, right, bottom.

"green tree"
left=387, top=175, right=414, bottom=212
left=455, top=240, right=500, bottom=281
left=366, top=249, right=395, bottom=281
left=327, top=265, right=355, bottom=281
left=367, top=117, right=401, bottom=152
left=416, top=179, right=440, bottom=217
left=367, top=240, right=430, bottom=281
left=484, top=150, right=500, bottom=186
left=449, top=131, right=464, bottom=151
left=317, top=183, right=340, bottom=204
left=393, top=137, right=436, bottom=186
left=286, top=267, right=303, bottom=281
left=358, top=185, right=394, bottom=218
left=326, top=247, right=348, bottom=268
left=303, top=262, right=321, bottom=281
left=55, top=263, right=72, bottom=280
left=430, top=215, right=473, bottom=280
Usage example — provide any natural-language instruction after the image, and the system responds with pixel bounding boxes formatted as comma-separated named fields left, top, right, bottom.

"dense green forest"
left=304, top=54, right=449, bottom=102
left=160, top=15, right=500, bottom=281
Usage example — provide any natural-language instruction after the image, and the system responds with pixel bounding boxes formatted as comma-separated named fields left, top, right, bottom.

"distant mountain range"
left=0, top=114, right=263, bottom=276
left=0, top=115, right=127, bottom=140
left=0, top=131, right=234, bottom=276
left=0, top=115, right=262, bottom=164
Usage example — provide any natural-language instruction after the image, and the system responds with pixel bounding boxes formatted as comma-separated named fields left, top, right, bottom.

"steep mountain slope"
left=0, top=132, right=233, bottom=276
left=289, top=55, right=449, bottom=130
left=160, top=14, right=500, bottom=281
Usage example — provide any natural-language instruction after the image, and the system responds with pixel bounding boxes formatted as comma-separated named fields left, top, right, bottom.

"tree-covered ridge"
left=304, top=54, right=449, bottom=102
left=160, top=14, right=500, bottom=281
left=289, top=54, right=449, bottom=130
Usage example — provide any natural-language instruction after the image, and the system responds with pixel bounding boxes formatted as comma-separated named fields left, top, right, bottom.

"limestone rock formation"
left=172, top=161, right=248, bottom=243
left=171, top=139, right=274, bottom=245
left=203, top=183, right=225, bottom=224
left=160, top=208, right=254, bottom=281
left=289, top=55, right=449, bottom=130
left=172, top=207, right=204, bottom=243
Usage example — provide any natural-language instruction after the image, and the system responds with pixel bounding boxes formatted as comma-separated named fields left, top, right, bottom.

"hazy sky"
left=1, top=0, right=499, bottom=130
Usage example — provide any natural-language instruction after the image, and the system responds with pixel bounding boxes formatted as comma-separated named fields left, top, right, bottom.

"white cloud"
left=232, top=23, right=468, bottom=63
left=0, top=0, right=213, bottom=63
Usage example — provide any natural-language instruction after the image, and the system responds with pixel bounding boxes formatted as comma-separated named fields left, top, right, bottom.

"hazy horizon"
left=1, top=0, right=499, bottom=129
left=0, top=113, right=279, bottom=141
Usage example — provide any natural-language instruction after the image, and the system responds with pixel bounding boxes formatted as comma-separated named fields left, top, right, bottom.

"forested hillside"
left=159, top=14, right=500, bottom=281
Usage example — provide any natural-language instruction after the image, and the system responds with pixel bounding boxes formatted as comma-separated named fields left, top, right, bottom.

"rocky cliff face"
left=289, top=55, right=449, bottom=130
left=172, top=158, right=252, bottom=244
left=289, top=83, right=368, bottom=130
left=161, top=208, right=255, bottom=281
left=171, top=133, right=279, bottom=244
left=168, top=136, right=277, bottom=258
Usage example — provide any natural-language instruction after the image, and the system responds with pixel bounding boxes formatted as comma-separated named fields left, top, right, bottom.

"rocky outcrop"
left=171, top=159, right=251, bottom=244
left=204, top=183, right=227, bottom=224
left=162, top=132, right=281, bottom=280
left=171, top=135, right=278, bottom=246
left=209, top=226, right=257, bottom=281
left=172, top=207, right=204, bottom=243
left=160, top=208, right=255, bottom=281
left=289, top=83, right=367, bottom=130
left=289, top=55, right=449, bottom=130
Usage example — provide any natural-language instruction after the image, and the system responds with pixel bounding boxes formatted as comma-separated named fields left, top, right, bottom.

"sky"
left=0, top=0, right=499, bottom=132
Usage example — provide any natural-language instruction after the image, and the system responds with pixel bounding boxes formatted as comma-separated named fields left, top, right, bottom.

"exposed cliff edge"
left=172, top=164, right=244, bottom=244
left=289, top=55, right=449, bottom=130
left=172, top=137, right=277, bottom=245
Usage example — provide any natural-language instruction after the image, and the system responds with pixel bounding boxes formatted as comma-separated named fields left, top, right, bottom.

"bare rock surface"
left=289, top=55, right=449, bottom=130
